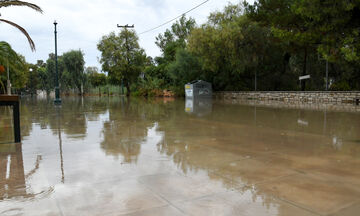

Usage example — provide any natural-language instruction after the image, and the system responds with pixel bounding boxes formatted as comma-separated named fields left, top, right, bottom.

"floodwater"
left=0, top=97, right=359, bottom=216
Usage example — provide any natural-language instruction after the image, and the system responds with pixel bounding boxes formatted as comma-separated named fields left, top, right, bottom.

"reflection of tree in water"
left=101, top=120, right=143, bottom=163
left=16, top=97, right=111, bottom=140
left=0, top=104, right=33, bottom=143
left=156, top=106, right=215, bottom=174
left=213, top=102, right=360, bottom=145
left=100, top=98, right=176, bottom=163
left=154, top=113, right=293, bottom=214
left=155, top=103, right=360, bottom=215
left=158, top=104, right=360, bottom=174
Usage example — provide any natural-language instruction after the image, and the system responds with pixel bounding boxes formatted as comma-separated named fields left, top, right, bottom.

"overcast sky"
left=1, top=0, right=249, bottom=69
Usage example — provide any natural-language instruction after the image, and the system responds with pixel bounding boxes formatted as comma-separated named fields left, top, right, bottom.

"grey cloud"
left=1, top=0, right=240, bottom=68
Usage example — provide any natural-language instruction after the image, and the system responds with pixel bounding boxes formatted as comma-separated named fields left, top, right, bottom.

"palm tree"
left=0, top=0, right=43, bottom=51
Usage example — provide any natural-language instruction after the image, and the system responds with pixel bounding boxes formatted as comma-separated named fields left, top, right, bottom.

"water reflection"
left=56, top=106, right=65, bottom=183
left=0, top=144, right=26, bottom=200
left=0, top=97, right=359, bottom=215
left=0, top=143, right=52, bottom=201
left=185, top=98, right=212, bottom=116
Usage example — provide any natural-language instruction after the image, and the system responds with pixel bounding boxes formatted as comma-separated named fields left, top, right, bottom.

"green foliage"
left=0, top=41, right=28, bottom=92
left=136, top=15, right=199, bottom=95
left=290, top=0, right=360, bottom=63
left=155, top=16, right=196, bottom=62
left=97, top=30, right=147, bottom=95
left=330, top=81, right=351, bottom=91
left=168, top=49, right=203, bottom=88
left=37, top=65, right=47, bottom=91
left=42, top=51, right=86, bottom=94
left=45, top=53, right=64, bottom=93
left=4, top=1, right=360, bottom=95
left=27, top=64, right=39, bottom=94
left=245, top=0, right=360, bottom=90
left=188, top=4, right=299, bottom=91
left=143, top=1, right=360, bottom=93
left=62, top=50, right=86, bottom=93
left=87, top=67, right=107, bottom=87
left=133, top=77, right=163, bottom=97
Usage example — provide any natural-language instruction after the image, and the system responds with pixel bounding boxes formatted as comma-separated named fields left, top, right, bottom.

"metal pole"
left=325, top=60, right=329, bottom=91
left=255, top=70, right=257, bottom=91
left=54, top=21, right=61, bottom=105
left=117, top=24, right=134, bottom=96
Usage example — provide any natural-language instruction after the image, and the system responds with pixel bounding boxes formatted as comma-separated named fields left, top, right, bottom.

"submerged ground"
left=0, top=97, right=359, bottom=216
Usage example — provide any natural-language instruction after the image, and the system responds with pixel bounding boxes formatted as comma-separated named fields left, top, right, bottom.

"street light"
left=6, top=60, right=11, bottom=95
left=29, top=68, right=33, bottom=96
left=54, top=20, right=61, bottom=105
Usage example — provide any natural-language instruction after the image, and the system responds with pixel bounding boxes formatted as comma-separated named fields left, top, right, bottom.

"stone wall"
left=215, top=91, right=360, bottom=104
left=217, top=98, right=360, bottom=112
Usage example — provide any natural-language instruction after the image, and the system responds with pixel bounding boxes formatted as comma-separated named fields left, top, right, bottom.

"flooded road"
left=0, top=97, right=360, bottom=216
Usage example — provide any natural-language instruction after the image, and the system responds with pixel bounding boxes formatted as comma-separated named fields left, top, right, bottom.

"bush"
left=329, top=81, right=351, bottom=91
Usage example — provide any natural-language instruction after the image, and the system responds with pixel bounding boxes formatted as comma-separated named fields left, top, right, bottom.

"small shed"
left=185, top=80, right=212, bottom=98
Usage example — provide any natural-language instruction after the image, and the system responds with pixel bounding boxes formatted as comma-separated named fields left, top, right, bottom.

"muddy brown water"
left=0, top=97, right=359, bottom=216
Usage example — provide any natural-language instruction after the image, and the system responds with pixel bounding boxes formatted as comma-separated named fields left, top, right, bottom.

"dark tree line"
left=5, top=0, right=359, bottom=96
left=97, top=1, right=360, bottom=96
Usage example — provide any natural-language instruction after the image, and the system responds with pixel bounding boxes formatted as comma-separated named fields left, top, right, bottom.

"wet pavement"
left=0, top=97, right=359, bottom=216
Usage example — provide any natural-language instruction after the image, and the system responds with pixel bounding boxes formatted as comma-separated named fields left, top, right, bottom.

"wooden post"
left=0, top=95, right=21, bottom=143
left=13, top=100, right=20, bottom=142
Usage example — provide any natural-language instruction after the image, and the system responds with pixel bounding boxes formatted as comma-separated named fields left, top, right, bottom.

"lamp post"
left=54, top=21, right=61, bottom=105
left=6, top=60, right=12, bottom=95
left=29, top=68, right=33, bottom=96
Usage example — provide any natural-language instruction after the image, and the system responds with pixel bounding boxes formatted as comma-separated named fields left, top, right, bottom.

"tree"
left=0, top=41, right=28, bottom=93
left=245, top=0, right=360, bottom=90
left=37, top=65, right=47, bottom=92
left=0, top=0, right=42, bottom=51
left=155, top=15, right=196, bottom=62
left=97, top=30, right=147, bottom=96
left=27, top=63, right=39, bottom=95
left=150, top=15, right=197, bottom=90
left=188, top=3, right=296, bottom=91
left=245, top=0, right=322, bottom=90
left=62, top=50, right=86, bottom=94
left=87, top=67, right=107, bottom=87
left=291, top=0, right=360, bottom=63
left=168, top=49, right=203, bottom=89
left=45, top=53, right=62, bottom=93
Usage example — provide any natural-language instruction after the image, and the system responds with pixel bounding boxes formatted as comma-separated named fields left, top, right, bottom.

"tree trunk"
left=301, top=47, right=308, bottom=91
left=125, top=81, right=130, bottom=97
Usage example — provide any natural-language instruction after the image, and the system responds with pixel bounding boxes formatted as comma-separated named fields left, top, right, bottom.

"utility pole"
left=117, top=24, right=134, bottom=96
left=54, top=21, right=61, bottom=105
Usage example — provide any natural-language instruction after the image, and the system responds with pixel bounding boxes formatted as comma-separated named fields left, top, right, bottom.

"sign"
left=299, top=75, right=310, bottom=80
left=185, top=89, right=193, bottom=97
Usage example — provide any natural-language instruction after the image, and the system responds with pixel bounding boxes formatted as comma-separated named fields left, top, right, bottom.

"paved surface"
left=0, top=97, right=359, bottom=215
